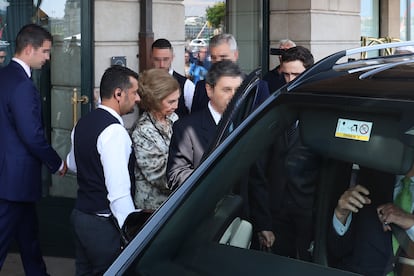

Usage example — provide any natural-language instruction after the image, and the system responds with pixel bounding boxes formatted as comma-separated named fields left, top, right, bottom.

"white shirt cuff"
left=110, top=195, right=136, bottom=228
left=406, top=224, right=414, bottom=241
left=333, top=213, right=352, bottom=236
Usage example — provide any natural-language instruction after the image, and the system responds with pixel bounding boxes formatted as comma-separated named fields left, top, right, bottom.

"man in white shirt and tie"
left=329, top=164, right=414, bottom=276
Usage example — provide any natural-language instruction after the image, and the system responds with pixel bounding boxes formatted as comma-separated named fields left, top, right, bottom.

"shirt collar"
left=208, top=102, right=221, bottom=125
left=168, top=68, right=174, bottom=75
left=396, top=175, right=414, bottom=188
left=12, top=57, right=31, bottom=78
left=98, top=105, right=124, bottom=126
left=397, top=175, right=414, bottom=181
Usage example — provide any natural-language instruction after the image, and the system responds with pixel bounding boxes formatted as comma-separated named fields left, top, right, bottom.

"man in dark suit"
left=167, top=60, right=243, bottom=190
left=262, top=39, right=296, bottom=93
left=329, top=165, right=414, bottom=276
left=251, top=46, right=316, bottom=256
left=0, top=24, right=67, bottom=275
left=151, top=38, right=195, bottom=118
left=250, top=127, right=321, bottom=259
left=191, top=33, right=269, bottom=114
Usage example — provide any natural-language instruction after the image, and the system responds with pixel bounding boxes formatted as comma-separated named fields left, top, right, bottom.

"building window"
left=400, top=0, right=411, bottom=40
left=226, top=0, right=263, bottom=73
left=361, top=0, right=379, bottom=38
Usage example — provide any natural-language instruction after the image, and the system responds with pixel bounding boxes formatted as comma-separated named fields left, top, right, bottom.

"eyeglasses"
left=0, top=56, right=5, bottom=59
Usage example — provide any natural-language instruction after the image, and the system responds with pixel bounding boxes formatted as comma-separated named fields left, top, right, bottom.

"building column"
left=139, top=0, right=154, bottom=71
left=380, top=0, right=400, bottom=38
left=268, top=0, right=361, bottom=66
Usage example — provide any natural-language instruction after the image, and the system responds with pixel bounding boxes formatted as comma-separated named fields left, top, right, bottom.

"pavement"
left=1, top=253, right=75, bottom=276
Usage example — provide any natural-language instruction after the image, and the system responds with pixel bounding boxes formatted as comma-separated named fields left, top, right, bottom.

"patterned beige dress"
left=131, top=112, right=178, bottom=210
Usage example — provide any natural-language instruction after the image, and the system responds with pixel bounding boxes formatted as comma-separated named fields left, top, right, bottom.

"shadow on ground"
left=2, top=196, right=76, bottom=275
left=11, top=196, right=75, bottom=257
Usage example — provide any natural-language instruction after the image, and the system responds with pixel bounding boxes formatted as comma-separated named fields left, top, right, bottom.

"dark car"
left=105, top=42, right=414, bottom=275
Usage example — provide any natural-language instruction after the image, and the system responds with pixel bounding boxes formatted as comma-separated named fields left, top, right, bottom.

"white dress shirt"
left=169, top=68, right=195, bottom=112
left=66, top=105, right=136, bottom=228
left=208, top=101, right=222, bottom=125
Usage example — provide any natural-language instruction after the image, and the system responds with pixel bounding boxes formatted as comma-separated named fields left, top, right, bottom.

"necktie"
left=388, top=177, right=412, bottom=276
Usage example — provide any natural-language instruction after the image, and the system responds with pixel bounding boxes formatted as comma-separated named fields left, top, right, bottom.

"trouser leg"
left=0, top=200, right=48, bottom=276
left=0, top=199, right=18, bottom=269
left=71, top=209, right=121, bottom=276
left=15, top=202, right=48, bottom=276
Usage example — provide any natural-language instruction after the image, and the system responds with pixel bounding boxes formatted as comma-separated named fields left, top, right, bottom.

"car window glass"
left=116, top=94, right=410, bottom=276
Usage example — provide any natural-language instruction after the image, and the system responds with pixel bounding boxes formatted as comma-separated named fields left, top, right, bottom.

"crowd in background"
left=184, top=45, right=210, bottom=85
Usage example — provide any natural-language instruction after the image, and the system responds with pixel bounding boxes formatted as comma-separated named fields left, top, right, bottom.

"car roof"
left=212, top=41, right=414, bottom=175
left=286, top=41, right=414, bottom=100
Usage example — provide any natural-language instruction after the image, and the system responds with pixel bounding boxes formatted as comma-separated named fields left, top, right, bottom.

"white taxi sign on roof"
left=335, top=118, right=372, bottom=141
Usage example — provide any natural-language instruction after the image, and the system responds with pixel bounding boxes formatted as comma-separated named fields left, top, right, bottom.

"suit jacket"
left=191, top=79, right=209, bottom=113
left=0, top=60, right=62, bottom=202
left=262, top=66, right=286, bottom=93
left=167, top=107, right=217, bottom=190
left=250, top=126, right=321, bottom=231
left=328, top=167, right=395, bottom=276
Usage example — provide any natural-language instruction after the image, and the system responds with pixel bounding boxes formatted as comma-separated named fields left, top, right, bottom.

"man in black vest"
left=66, top=65, right=140, bottom=275
left=151, top=38, right=195, bottom=118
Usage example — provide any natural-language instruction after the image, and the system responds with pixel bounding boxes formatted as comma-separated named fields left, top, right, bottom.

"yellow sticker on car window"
left=335, top=118, right=372, bottom=141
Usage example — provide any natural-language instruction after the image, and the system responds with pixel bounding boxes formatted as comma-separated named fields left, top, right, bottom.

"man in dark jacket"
left=167, top=60, right=243, bottom=190
left=262, top=39, right=296, bottom=93
left=329, top=165, right=414, bottom=276
left=0, top=24, right=67, bottom=275
left=151, top=38, right=195, bottom=118
left=191, top=33, right=269, bottom=114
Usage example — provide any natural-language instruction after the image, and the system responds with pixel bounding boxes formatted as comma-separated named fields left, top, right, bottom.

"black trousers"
left=0, top=199, right=48, bottom=276
left=71, top=209, right=121, bottom=276
left=271, top=199, right=313, bottom=261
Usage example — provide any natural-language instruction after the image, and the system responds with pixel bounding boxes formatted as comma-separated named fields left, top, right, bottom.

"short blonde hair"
left=138, top=68, right=180, bottom=112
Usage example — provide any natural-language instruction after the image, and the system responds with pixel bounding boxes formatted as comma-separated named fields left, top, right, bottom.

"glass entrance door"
left=43, top=0, right=95, bottom=200
left=40, top=0, right=87, bottom=198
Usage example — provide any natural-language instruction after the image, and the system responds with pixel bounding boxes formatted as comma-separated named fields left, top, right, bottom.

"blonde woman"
left=132, top=69, right=180, bottom=210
